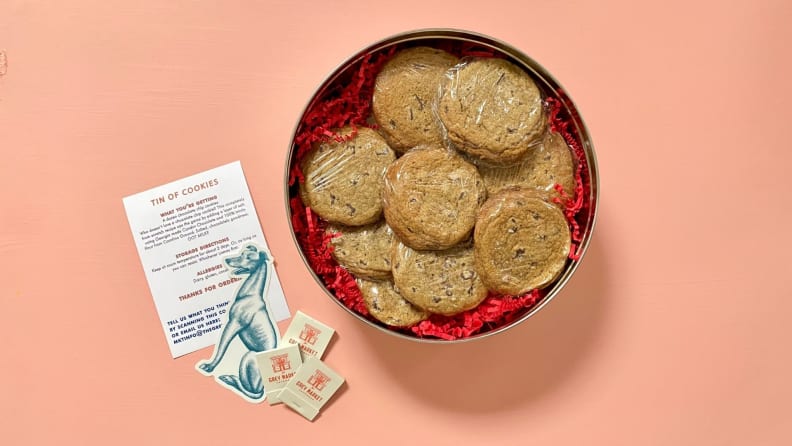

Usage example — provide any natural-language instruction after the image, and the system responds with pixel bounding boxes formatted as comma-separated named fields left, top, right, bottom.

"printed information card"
left=123, top=161, right=290, bottom=358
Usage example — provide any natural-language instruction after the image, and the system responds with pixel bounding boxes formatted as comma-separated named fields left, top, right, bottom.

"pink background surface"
left=2, top=1, right=791, bottom=444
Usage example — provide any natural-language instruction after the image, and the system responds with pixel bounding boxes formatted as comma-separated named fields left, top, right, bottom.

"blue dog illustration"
left=196, top=244, right=279, bottom=402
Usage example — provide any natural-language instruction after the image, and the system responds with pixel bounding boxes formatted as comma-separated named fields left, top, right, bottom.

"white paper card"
left=123, top=161, right=290, bottom=358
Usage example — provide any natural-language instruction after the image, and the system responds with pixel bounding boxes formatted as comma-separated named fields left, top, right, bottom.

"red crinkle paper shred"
left=289, top=45, right=588, bottom=340
left=547, top=96, right=588, bottom=260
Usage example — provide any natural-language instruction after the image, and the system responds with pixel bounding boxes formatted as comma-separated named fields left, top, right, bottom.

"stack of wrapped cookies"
left=293, top=45, right=581, bottom=338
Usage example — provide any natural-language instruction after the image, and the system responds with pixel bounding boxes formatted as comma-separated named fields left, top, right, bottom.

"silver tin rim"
left=283, top=28, right=599, bottom=343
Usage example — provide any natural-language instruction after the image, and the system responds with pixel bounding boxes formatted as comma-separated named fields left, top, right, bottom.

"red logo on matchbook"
left=307, top=370, right=330, bottom=391
left=299, top=324, right=321, bottom=345
left=270, top=354, right=291, bottom=373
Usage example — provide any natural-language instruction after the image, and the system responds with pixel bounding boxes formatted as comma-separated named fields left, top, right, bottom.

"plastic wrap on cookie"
left=357, top=278, right=429, bottom=327
left=391, top=240, right=488, bottom=316
left=299, top=126, right=396, bottom=226
left=473, top=188, right=571, bottom=295
left=382, top=144, right=486, bottom=251
left=326, top=221, right=394, bottom=280
left=372, top=47, right=459, bottom=152
left=435, top=57, right=546, bottom=166
left=478, top=131, right=576, bottom=205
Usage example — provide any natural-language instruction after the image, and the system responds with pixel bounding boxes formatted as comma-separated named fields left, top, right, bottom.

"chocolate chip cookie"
left=327, top=221, right=394, bottom=280
left=474, top=188, right=570, bottom=295
left=300, top=126, right=396, bottom=226
left=438, top=57, right=546, bottom=165
left=383, top=145, right=486, bottom=250
left=391, top=240, right=488, bottom=316
left=357, top=278, right=429, bottom=327
left=478, top=131, right=575, bottom=202
left=372, top=47, right=459, bottom=152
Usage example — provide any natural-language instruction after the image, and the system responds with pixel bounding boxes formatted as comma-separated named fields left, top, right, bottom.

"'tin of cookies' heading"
left=149, top=178, right=220, bottom=206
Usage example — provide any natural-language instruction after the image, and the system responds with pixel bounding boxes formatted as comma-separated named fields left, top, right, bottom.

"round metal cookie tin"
left=284, top=29, right=599, bottom=343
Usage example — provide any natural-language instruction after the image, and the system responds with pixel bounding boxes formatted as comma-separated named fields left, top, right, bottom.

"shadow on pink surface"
left=358, top=230, right=610, bottom=412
